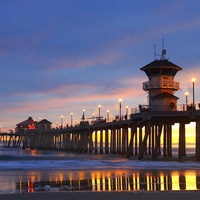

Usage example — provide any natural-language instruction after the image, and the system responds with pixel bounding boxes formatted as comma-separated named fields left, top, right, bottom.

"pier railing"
left=131, top=103, right=200, bottom=114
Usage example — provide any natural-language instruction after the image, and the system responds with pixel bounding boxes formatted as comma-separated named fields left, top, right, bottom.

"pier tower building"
left=140, top=50, right=182, bottom=111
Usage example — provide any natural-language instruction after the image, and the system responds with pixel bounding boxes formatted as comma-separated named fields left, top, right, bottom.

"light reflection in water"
left=12, top=170, right=200, bottom=193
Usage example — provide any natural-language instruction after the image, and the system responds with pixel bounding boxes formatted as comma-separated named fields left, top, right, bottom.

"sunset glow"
left=0, top=1, right=200, bottom=144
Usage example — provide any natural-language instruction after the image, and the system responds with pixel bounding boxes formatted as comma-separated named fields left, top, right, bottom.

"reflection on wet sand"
left=15, top=170, right=200, bottom=193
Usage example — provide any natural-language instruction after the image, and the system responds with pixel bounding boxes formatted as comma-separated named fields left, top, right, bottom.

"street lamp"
left=185, top=92, right=188, bottom=109
left=126, top=106, right=128, bottom=115
left=119, top=99, right=122, bottom=120
left=93, top=113, right=95, bottom=123
left=60, top=115, right=63, bottom=127
left=98, top=105, right=101, bottom=121
left=71, top=113, right=73, bottom=127
left=192, top=78, right=195, bottom=109
left=82, top=109, right=85, bottom=121
left=107, top=110, right=109, bottom=122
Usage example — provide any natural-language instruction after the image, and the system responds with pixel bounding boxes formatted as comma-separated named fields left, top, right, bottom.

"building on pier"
left=140, top=50, right=182, bottom=111
left=16, top=117, right=52, bottom=133
left=16, top=117, right=37, bottom=133
left=37, top=119, right=52, bottom=130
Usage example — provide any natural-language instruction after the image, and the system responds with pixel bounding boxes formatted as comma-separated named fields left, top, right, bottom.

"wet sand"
left=1, top=191, right=200, bottom=200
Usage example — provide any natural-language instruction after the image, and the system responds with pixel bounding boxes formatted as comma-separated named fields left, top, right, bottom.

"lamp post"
left=119, top=99, right=122, bottom=120
left=93, top=113, right=95, bottom=124
left=107, top=110, right=109, bottom=122
left=71, top=113, right=73, bottom=127
left=82, top=109, right=85, bottom=121
left=125, top=106, right=128, bottom=120
left=185, top=92, right=188, bottom=110
left=192, top=78, right=195, bottom=109
left=98, top=105, right=101, bottom=121
left=60, top=115, right=63, bottom=127
left=126, top=106, right=128, bottom=115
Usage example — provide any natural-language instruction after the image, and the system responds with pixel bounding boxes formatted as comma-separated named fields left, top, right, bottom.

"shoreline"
left=0, top=168, right=200, bottom=193
left=1, top=191, right=200, bottom=200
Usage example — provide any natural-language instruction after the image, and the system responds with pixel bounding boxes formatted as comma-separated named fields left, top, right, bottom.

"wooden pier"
left=11, top=107, right=199, bottom=161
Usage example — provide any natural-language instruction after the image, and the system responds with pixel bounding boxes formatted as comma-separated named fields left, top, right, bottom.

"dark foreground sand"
left=1, top=191, right=200, bottom=200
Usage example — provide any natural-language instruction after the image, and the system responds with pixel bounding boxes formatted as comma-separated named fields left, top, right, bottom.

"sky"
left=1, top=0, right=200, bottom=131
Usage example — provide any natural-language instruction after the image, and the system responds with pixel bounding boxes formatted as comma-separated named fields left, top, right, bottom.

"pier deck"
left=2, top=108, right=198, bottom=161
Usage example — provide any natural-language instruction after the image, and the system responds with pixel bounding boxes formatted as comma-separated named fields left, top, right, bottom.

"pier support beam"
left=178, top=122, right=186, bottom=159
left=138, top=121, right=151, bottom=160
left=127, top=123, right=137, bottom=158
left=105, top=129, right=109, bottom=154
left=112, top=128, right=116, bottom=154
left=88, top=131, right=93, bottom=153
left=100, top=129, right=103, bottom=154
left=167, top=124, right=172, bottom=157
left=139, top=125, right=143, bottom=155
left=196, top=120, right=200, bottom=161
left=95, top=130, right=98, bottom=153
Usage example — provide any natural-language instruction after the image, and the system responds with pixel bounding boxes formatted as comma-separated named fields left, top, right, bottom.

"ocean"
left=0, top=145, right=200, bottom=194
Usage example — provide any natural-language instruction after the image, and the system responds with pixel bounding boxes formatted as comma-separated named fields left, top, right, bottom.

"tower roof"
left=140, top=59, right=182, bottom=71
left=37, top=119, right=52, bottom=124
left=140, top=59, right=182, bottom=77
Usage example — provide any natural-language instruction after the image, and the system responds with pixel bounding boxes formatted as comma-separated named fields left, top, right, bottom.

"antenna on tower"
left=161, top=39, right=166, bottom=60
left=153, top=39, right=167, bottom=60
left=154, top=45, right=157, bottom=60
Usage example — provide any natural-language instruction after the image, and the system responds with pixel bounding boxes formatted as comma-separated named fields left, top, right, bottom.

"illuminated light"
left=192, top=77, right=196, bottom=82
left=28, top=125, right=35, bottom=129
left=126, top=105, right=129, bottom=116
left=98, top=105, right=101, bottom=120
left=119, top=99, right=122, bottom=120
left=70, top=113, right=73, bottom=126
left=60, top=115, right=64, bottom=127
left=191, top=78, right=196, bottom=108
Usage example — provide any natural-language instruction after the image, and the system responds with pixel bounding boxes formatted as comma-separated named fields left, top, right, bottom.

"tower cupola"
left=140, top=52, right=182, bottom=111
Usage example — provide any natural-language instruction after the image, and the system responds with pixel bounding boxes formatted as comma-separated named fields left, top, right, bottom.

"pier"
left=16, top=106, right=200, bottom=161
left=2, top=49, right=200, bottom=161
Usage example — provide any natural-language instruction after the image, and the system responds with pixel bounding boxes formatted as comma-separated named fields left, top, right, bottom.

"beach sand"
left=1, top=191, right=200, bottom=200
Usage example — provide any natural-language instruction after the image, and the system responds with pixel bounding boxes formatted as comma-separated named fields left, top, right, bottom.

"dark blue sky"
left=1, top=0, right=200, bottom=131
